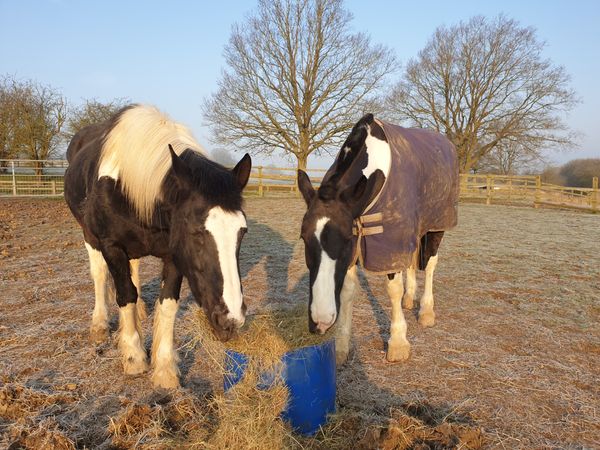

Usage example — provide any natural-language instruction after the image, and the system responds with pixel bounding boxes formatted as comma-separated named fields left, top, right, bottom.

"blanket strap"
left=350, top=212, right=384, bottom=269
left=353, top=212, right=384, bottom=236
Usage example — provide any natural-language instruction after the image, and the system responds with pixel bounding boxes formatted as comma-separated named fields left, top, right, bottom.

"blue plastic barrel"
left=223, top=340, right=336, bottom=435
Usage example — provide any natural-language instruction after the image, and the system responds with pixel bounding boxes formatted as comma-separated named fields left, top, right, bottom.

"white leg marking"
left=204, top=207, right=247, bottom=326
left=419, top=254, right=438, bottom=327
left=335, top=265, right=358, bottom=365
left=403, top=265, right=416, bottom=309
left=118, top=303, right=148, bottom=375
left=311, top=217, right=337, bottom=332
left=386, top=272, right=411, bottom=362
left=151, top=298, right=180, bottom=389
left=129, top=258, right=147, bottom=321
left=85, top=242, right=110, bottom=343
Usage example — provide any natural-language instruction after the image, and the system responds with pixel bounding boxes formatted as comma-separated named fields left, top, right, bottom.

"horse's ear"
left=232, top=153, right=252, bottom=190
left=169, top=144, right=193, bottom=190
left=341, top=169, right=385, bottom=218
left=297, top=169, right=315, bottom=207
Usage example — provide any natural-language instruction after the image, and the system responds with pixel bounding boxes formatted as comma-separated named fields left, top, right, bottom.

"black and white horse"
left=64, top=105, right=251, bottom=388
left=297, top=114, right=458, bottom=364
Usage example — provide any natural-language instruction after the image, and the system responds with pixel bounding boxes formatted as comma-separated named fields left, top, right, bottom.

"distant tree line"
left=541, top=159, right=600, bottom=188
left=2, top=2, right=588, bottom=175
left=204, top=3, right=581, bottom=172
left=0, top=74, right=128, bottom=172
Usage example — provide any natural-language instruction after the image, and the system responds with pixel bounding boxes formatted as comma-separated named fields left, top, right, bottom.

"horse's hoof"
left=418, top=310, right=435, bottom=328
left=402, top=295, right=414, bottom=309
left=89, top=326, right=109, bottom=344
left=123, top=355, right=149, bottom=375
left=386, top=340, right=410, bottom=362
left=151, top=367, right=180, bottom=389
left=336, top=349, right=349, bottom=366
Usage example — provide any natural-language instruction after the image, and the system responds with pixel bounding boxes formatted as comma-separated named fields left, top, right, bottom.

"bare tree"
left=203, top=0, right=396, bottom=170
left=0, top=76, right=67, bottom=174
left=559, top=159, right=600, bottom=187
left=386, top=15, right=579, bottom=173
left=211, top=147, right=237, bottom=167
left=540, top=165, right=565, bottom=185
left=0, top=76, right=22, bottom=169
left=64, top=97, right=130, bottom=140
left=477, top=140, right=545, bottom=175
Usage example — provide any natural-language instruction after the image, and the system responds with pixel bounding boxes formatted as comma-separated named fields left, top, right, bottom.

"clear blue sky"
left=1, top=0, right=598, bottom=168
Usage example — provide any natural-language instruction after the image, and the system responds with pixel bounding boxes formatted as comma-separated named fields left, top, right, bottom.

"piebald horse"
left=64, top=105, right=251, bottom=388
left=297, top=114, right=458, bottom=364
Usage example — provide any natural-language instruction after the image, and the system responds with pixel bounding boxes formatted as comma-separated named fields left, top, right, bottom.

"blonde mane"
left=98, top=105, right=205, bottom=223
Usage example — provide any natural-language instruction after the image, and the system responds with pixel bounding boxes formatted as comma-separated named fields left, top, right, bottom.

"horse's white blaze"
left=205, top=206, right=246, bottom=325
left=362, top=126, right=391, bottom=178
left=98, top=105, right=205, bottom=223
left=311, top=217, right=337, bottom=329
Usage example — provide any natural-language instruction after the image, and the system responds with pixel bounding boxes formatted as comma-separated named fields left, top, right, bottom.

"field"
left=1, top=197, right=599, bottom=449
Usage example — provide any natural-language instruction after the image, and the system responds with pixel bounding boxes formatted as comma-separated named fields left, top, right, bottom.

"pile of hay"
left=183, top=304, right=334, bottom=449
left=187, top=303, right=333, bottom=371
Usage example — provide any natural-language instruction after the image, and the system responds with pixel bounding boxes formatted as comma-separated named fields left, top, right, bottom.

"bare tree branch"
left=386, top=15, right=580, bottom=173
left=203, top=0, right=397, bottom=169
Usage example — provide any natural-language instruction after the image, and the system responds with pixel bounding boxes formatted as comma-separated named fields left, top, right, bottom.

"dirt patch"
left=1, top=197, right=599, bottom=448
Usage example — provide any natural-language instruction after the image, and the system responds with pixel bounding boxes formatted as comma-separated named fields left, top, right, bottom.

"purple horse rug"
left=325, top=119, right=459, bottom=274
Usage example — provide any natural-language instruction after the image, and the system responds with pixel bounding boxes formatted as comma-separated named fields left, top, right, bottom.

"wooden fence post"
left=257, top=166, right=264, bottom=197
left=486, top=175, right=492, bottom=205
left=534, top=175, right=541, bottom=208
left=11, top=161, right=16, bottom=196
left=51, top=180, right=57, bottom=195
left=592, top=176, right=598, bottom=212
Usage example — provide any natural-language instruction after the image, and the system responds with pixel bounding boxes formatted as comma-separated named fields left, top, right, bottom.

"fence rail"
left=1, top=159, right=598, bottom=213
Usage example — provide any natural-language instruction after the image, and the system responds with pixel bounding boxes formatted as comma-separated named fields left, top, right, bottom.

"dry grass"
left=1, top=198, right=599, bottom=448
left=206, top=370, right=291, bottom=450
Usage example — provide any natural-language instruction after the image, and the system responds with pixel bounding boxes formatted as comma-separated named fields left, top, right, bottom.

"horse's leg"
left=335, top=265, right=358, bottom=365
left=403, top=265, right=416, bottom=309
left=418, top=254, right=438, bottom=327
left=85, top=242, right=110, bottom=343
left=129, top=259, right=147, bottom=321
left=151, top=260, right=183, bottom=389
left=418, top=231, right=444, bottom=328
left=102, top=245, right=148, bottom=375
left=386, top=272, right=411, bottom=362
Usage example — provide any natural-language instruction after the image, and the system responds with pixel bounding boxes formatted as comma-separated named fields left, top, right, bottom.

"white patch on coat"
left=311, top=217, right=337, bottom=330
left=204, top=206, right=247, bottom=326
left=85, top=242, right=109, bottom=330
left=420, top=254, right=438, bottom=310
left=362, top=125, right=391, bottom=178
left=98, top=104, right=206, bottom=223
left=118, top=303, right=148, bottom=374
left=151, top=298, right=180, bottom=387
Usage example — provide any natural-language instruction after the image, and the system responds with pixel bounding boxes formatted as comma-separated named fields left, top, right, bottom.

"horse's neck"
left=326, top=141, right=390, bottom=191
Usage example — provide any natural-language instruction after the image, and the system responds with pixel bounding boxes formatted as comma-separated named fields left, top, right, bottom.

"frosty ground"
left=0, top=198, right=598, bottom=448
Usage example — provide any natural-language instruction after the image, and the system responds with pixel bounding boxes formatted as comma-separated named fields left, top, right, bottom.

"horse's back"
left=66, top=123, right=106, bottom=163
left=64, top=124, right=106, bottom=223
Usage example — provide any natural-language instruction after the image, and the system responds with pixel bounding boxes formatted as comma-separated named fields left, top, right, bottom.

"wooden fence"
left=1, top=160, right=598, bottom=213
